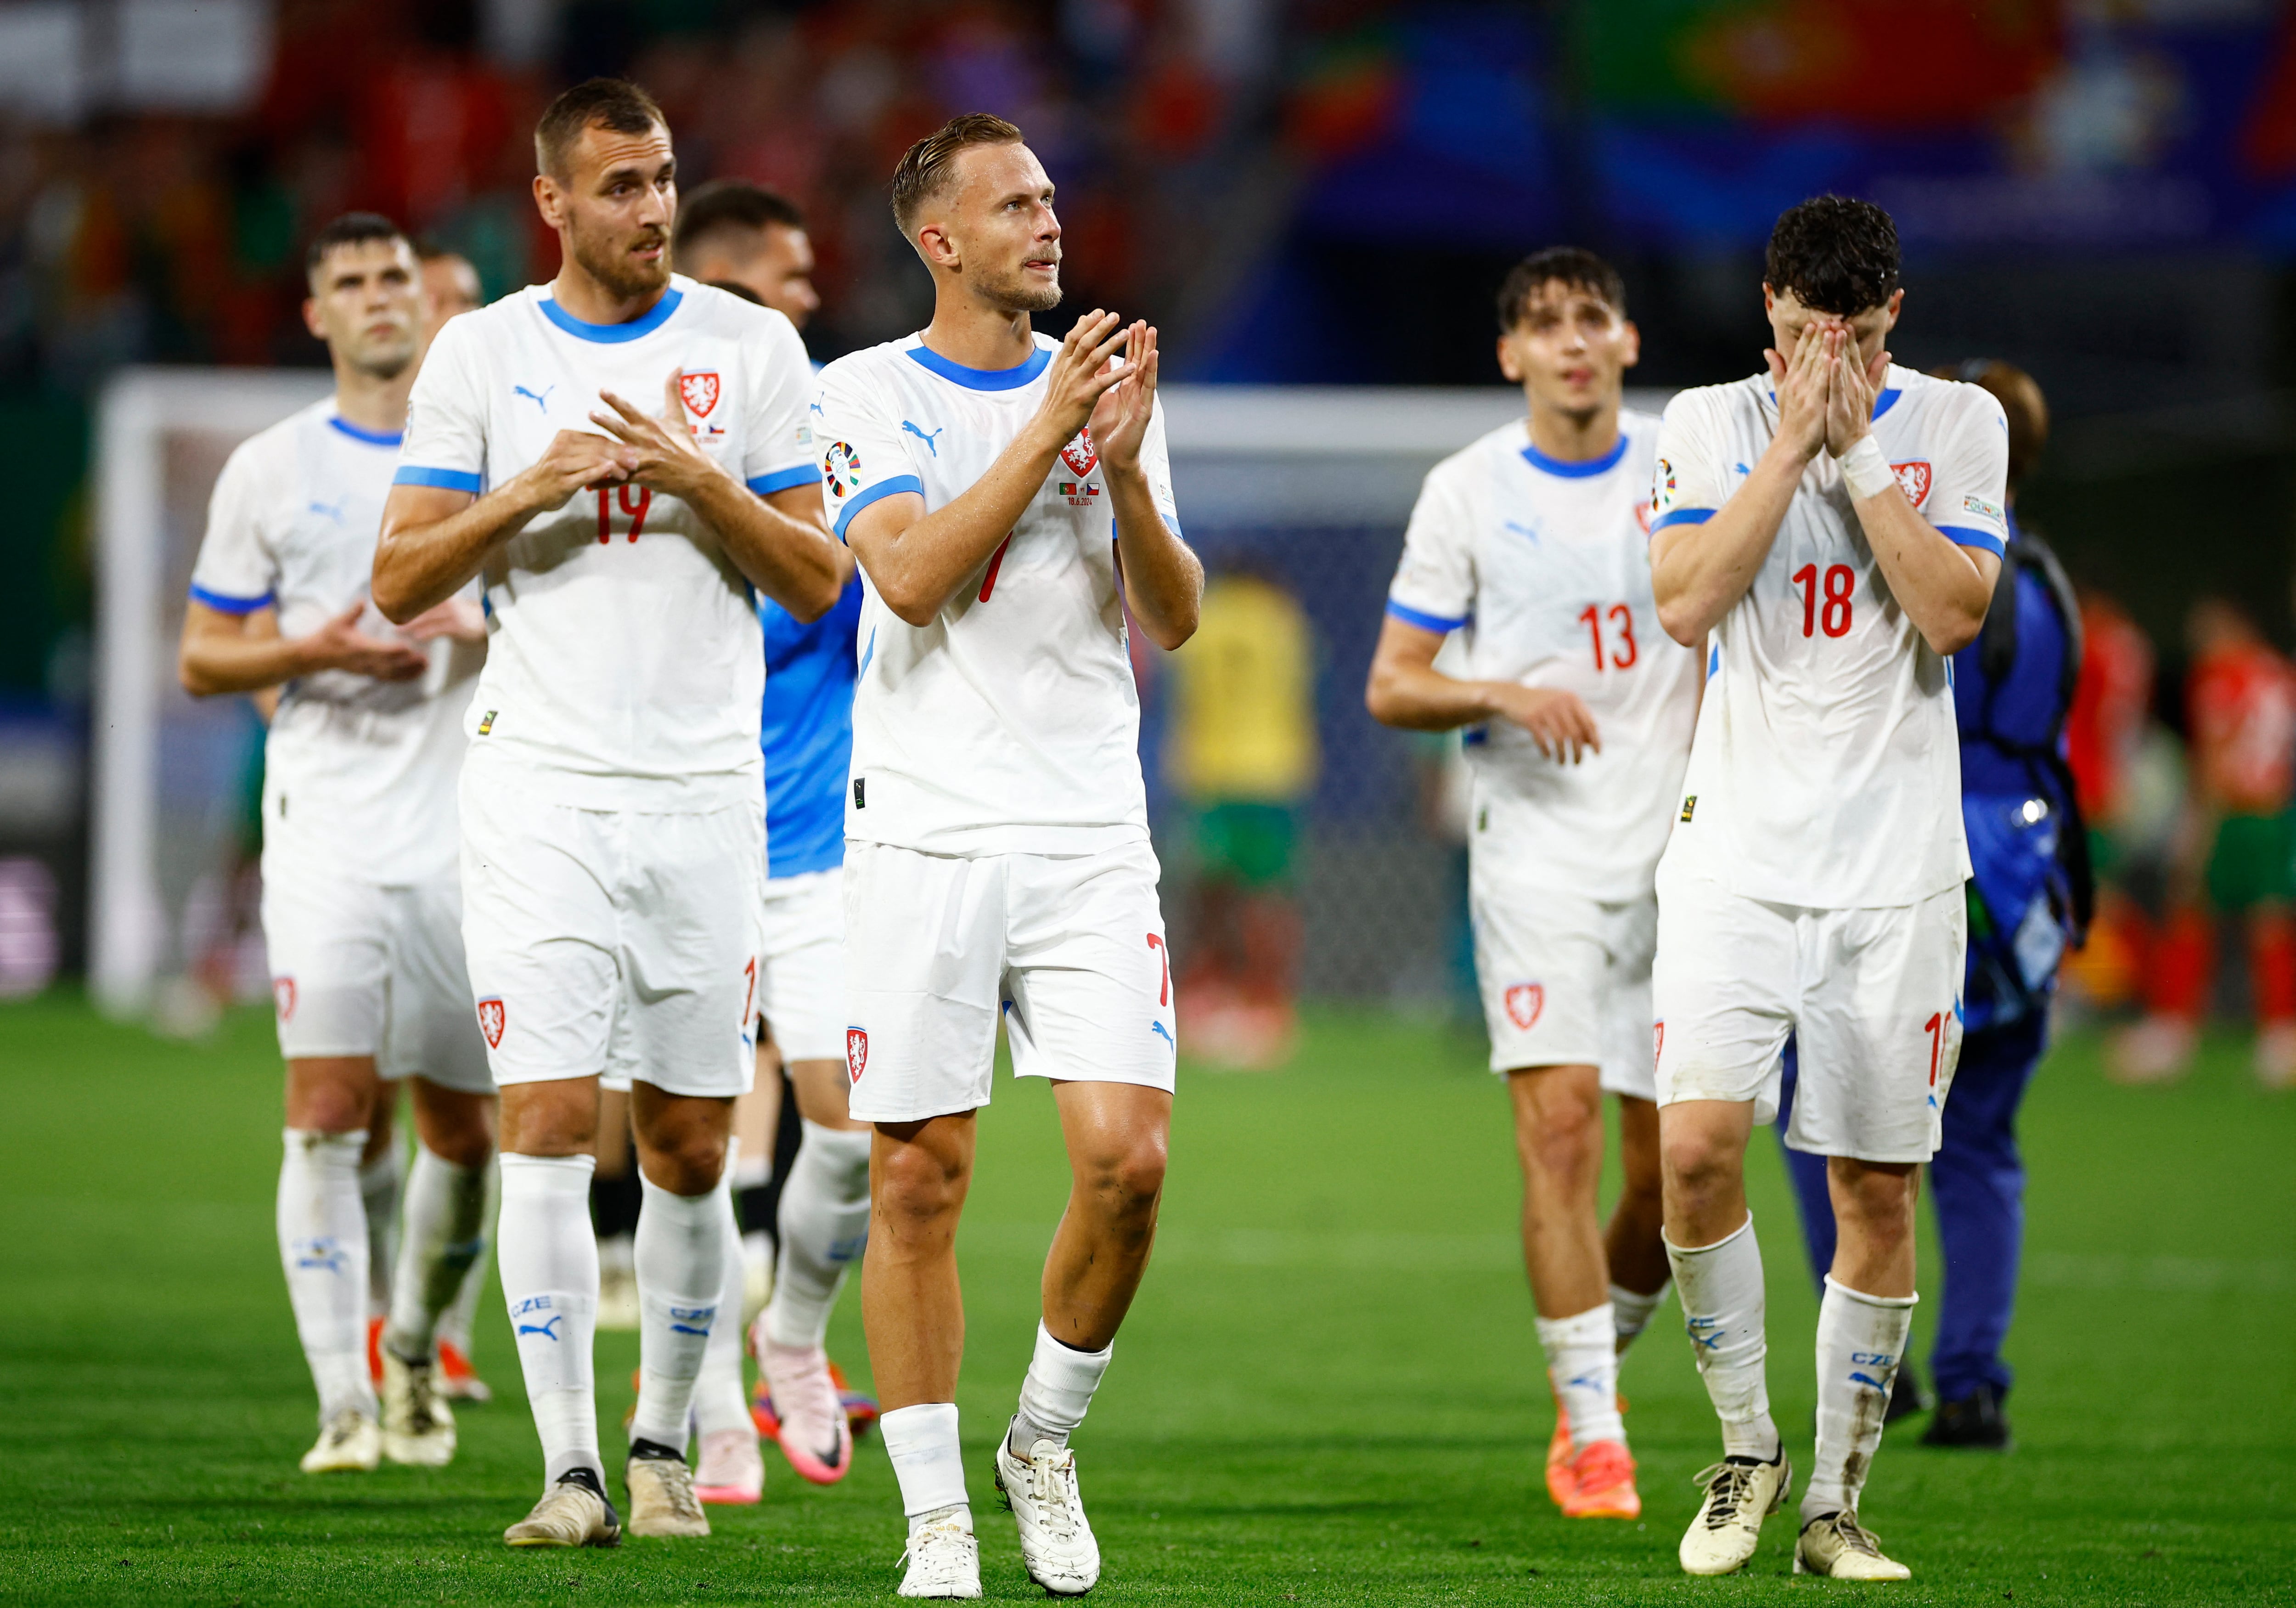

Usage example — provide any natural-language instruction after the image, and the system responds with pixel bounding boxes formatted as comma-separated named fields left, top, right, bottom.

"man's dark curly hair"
left=1764, top=195, right=1900, bottom=316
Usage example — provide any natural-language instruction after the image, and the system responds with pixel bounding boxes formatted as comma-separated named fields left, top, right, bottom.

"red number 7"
left=1146, top=933, right=1169, bottom=1005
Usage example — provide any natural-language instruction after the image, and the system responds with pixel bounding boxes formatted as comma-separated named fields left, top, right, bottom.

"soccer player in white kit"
left=1367, top=248, right=1697, bottom=1524
left=373, top=79, right=846, bottom=1548
left=178, top=214, right=498, bottom=1476
left=816, top=114, right=1200, bottom=1599
left=1647, top=197, right=2007, bottom=1580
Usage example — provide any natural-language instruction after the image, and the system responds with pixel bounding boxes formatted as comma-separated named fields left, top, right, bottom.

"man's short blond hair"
left=889, top=113, right=1024, bottom=237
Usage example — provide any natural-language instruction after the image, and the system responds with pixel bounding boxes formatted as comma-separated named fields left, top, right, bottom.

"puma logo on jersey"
left=902, top=420, right=944, bottom=456
left=513, top=384, right=554, bottom=412
left=306, top=498, right=346, bottom=524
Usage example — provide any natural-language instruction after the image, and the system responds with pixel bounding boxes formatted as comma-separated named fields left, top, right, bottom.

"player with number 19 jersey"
left=395, top=274, right=818, bottom=1095
left=814, top=333, right=1182, bottom=1123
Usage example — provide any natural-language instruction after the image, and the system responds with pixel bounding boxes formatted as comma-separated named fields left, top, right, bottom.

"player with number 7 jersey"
left=815, top=113, right=1201, bottom=1600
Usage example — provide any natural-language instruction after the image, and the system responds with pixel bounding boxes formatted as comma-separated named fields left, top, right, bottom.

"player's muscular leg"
left=1659, top=1098, right=1756, bottom=1247
left=788, top=1057, right=871, bottom=1132
left=410, top=1078, right=497, bottom=1169
left=630, top=1084, right=735, bottom=1196
left=1826, top=1156, right=1919, bottom=1299
left=1506, top=1064, right=1608, bottom=1316
left=286, top=1057, right=382, bottom=1135
left=1606, top=1094, right=1671, bottom=1295
left=1043, top=1081, right=1170, bottom=1350
left=864, top=1111, right=977, bottom=1408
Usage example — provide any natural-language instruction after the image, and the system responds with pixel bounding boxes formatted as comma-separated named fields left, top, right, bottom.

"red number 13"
left=1577, top=603, right=1638, bottom=670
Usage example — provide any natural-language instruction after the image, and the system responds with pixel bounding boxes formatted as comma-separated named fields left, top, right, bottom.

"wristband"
left=1837, top=433, right=1895, bottom=501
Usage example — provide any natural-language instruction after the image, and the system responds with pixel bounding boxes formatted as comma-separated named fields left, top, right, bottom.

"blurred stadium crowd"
left=9, top=0, right=2296, bottom=1083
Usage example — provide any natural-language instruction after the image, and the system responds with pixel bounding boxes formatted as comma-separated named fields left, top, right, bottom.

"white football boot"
left=897, top=1510, right=982, bottom=1600
left=504, top=1473, right=622, bottom=1547
left=693, top=1427, right=765, bottom=1505
left=995, top=1427, right=1101, bottom=1596
left=379, top=1349, right=456, bottom=1467
left=625, top=1449, right=711, bottom=1538
left=299, top=1406, right=381, bottom=1473
left=1796, top=1510, right=1913, bottom=1580
left=1679, top=1454, right=1792, bottom=1575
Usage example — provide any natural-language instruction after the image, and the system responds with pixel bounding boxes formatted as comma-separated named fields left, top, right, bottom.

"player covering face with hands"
left=814, top=113, right=1198, bottom=1600
left=1646, top=196, right=2005, bottom=1581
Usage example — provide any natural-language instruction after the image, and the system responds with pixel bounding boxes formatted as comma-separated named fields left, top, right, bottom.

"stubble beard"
left=978, top=259, right=1061, bottom=315
left=574, top=221, right=671, bottom=303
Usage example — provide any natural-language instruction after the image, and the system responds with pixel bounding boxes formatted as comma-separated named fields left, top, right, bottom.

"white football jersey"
left=395, top=275, right=817, bottom=810
left=1389, top=412, right=1699, bottom=903
left=814, top=333, right=1181, bottom=855
left=1652, top=365, right=2010, bottom=907
left=189, top=400, right=479, bottom=884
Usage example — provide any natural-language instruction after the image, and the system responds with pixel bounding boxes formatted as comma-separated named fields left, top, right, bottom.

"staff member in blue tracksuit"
left=1776, top=359, right=2088, bottom=1450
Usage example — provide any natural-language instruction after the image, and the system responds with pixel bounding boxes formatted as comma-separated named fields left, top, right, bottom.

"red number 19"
left=597, top=483, right=653, bottom=544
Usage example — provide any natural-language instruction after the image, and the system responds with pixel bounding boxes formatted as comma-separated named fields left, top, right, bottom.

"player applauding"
left=179, top=214, right=497, bottom=1476
left=816, top=114, right=1200, bottom=1598
left=1367, top=248, right=1697, bottom=1523
left=375, top=79, right=843, bottom=1547
left=1648, top=196, right=2007, bottom=1580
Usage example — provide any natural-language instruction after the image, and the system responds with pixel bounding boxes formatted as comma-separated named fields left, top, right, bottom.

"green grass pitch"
left=0, top=993, right=2289, bottom=1605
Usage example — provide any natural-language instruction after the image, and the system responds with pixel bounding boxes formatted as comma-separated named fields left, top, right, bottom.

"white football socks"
left=882, top=1401, right=969, bottom=1532
left=1609, top=1280, right=1671, bottom=1354
left=693, top=1147, right=755, bottom=1440
left=498, top=1152, right=601, bottom=1485
left=278, top=1128, right=377, bottom=1422
left=359, top=1144, right=404, bottom=1319
left=1666, top=1215, right=1781, bottom=1462
left=628, top=1171, right=729, bottom=1450
left=1804, top=1277, right=1918, bottom=1522
left=763, top=1121, right=873, bottom=1350
left=1012, top=1320, right=1112, bottom=1455
left=437, top=1156, right=498, bottom=1358
left=383, top=1143, right=490, bottom=1363
left=1536, top=1303, right=1623, bottom=1450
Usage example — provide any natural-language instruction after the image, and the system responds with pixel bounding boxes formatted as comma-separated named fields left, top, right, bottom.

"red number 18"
left=1792, top=563, right=1854, bottom=638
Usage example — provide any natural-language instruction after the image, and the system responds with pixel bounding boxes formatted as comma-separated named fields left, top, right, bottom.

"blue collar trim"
left=905, top=341, right=1050, bottom=391
left=328, top=416, right=403, bottom=447
left=538, top=286, right=683, bottom=343
left=1521, top=434, right=1628, bottom=479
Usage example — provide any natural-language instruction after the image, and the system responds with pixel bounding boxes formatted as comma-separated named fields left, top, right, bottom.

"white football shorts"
left=842, top=839, right=1177, bottom=1124
left=1652, top=863, right=1966, bottom=1163
left=260, top=844, right=492, bottom=1094
left=757, top=864, right=844, bottom=1065
left=1469, top=853, right=1658, bottom=1101
left=459, top=770, right=762, bottom=1098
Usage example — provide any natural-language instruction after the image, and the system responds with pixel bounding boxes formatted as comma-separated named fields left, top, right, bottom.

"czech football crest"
left=846, top=1027, right=868, bottom=1084
left=1505, top=983, right=1544, bottom=1031
left=678, top=370, right=720, bottom=418
left=1060, top=428, right=1097, bottom=479
left=478, top=997, right=506, bottom=1050
left=1891, top=460, right=1932, bottom=506
left=273, top=976, right=296, bottom=1021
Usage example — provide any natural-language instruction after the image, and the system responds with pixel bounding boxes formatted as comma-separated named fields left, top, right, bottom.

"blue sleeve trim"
left=393, top=465, right=482, bottom=494
left=189, top=583, right=274, bottom=615
left=1651, top=508, right=1715, bottom=531
left=1385, top=599, right=1468, bottom=634
left=748, top=463, right=822, bottom=496
left=1937, top=524, right=2008, bottom=559
left=832, top=474, right=925, bottom=541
